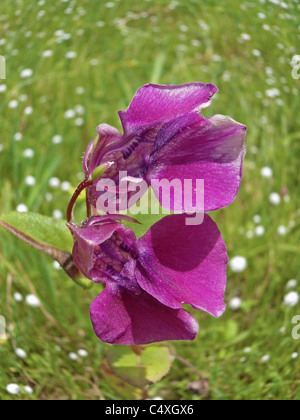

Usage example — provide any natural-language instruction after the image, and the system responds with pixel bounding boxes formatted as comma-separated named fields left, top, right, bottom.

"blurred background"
left=0, top=0, right=300, bottom=400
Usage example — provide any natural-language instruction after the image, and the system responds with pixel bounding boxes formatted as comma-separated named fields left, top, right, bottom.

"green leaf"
left=0, top=211, right=73, bottom=252
left=0, top=212, right=93, bottom=289
left=101, top=360, right=143, bottom=400
left=223, top=320, right=239, bottom=341
left=107, top=345, right=174, bottom=389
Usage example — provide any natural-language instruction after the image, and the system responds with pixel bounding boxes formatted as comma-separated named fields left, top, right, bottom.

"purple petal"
left=148, top=114, right=247, bottom=212
left=119, top=83, right=218, bottom=135
left=136, top=214, right=228, bottom=318
left=83, top=124, right=123, bottom=175
left=90, top=284, right=199, bottom=345
left=68, top=217, right=137, bottom=280
left=68, top=220, right=120, bottom=278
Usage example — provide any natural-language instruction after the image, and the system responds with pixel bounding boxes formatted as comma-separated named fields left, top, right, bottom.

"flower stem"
left=67, top=178, right=93, bottom=223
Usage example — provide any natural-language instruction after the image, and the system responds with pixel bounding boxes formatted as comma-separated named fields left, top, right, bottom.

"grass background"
left=0, top=0, right=300, bottom=400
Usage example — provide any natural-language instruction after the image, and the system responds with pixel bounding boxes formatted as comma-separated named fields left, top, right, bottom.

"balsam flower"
left=68, top=213, right=228, bottom=345
left=83, top=83, right=246, bottom=212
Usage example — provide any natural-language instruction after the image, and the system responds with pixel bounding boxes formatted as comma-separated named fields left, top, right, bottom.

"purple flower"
left=68, top=213, right=228, bottom=345
left=83, top=83, right=246, bottom=212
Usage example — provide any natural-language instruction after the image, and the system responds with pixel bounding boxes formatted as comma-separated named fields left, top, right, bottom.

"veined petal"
left=68, top=216, right=137, bottom=280
left=90, top=283, right=199, bottom=345
left=83, top=124, right=123, bottom=175
left=148, top=114, right=247, bottom=212
left=68, top=220, right=120, bottom=278
left=136, top=214, right=228, bottom=318
left=119, top=83, right=218, bottom=135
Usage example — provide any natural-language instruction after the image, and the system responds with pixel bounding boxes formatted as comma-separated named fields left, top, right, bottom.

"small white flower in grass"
left=69, top=352, right=78, bottom=361
left=284, top=292, right=299, bottom=307
left=20, top=95, right=29, bottom=104
left=61, top=181, right=71, bottom=192
left=261, top=355, right=270, bottom=363
left=179, top=24, right=188, bottom=32
left=261, top=166, right=273, bottom=178
left=0, top=144, right=3, bottom=153
left=8, top=100, right=19, bottom=109
left=14, top=132, right=23, bottom=141
left=75, top=105, right=85, bottom=115
left=191, top=39, right=201, bottom=48
left=246, top=230, right=254, bottom=239
left=277, top=225, right=287, bottom=236
left=240, top=33, right=251, bottom=41
left=64, top=109, right=76, bottom=119
left=15, top=348, right=27, bottom=359
left=97, top=21, right=105, bottom=27
left=255, top=226, right=265, bottom=237
left=23, top=148, right=34, bottom=158
left=24, top=106, right=33, bottom=115
left=20, top=69, right=33, bottom=78
left=229, top=256, right=247, bottom=273
left=49, top=177, right=60, bottom=188
left=25, top=176, right=36, bottom=187
left=45, top=193, right=53, bottom=202
left=284, top=195, right=290, bottom=203
left=240, top=357, right=246, bottom=363
left=6, top=384, right=21, bottom=395
left=54, top=29, right=64, bottom=37
left=14, top=292, right=23, bottom=302
left=229, top=297, right=242, bottom=311
left=244, top=347, right=252, bottom=354
left=76, top=86, right=85, bottom=95
left=292, top=353, right=298, bottom=360
left=252, top=49, right=261, bottom=57
left=16, top=204, right=28, bottom=213
left=52, top=135, right=63, bottom=145
left=280, top=326, right=286, bottom=334
left=24, top=386, right=33, bottom=394
left=269, top=192, right=281, bottom=206
left=261, top=116, right=268, bottom=125
left=37, top=10, right=45, bottom=18
left=253, top=215, right=261, bottom=224
left=25, top=294, right=40, bottom=308
left=53, top=261, right=61, bottom=270
left=78, top=349, right=88, bottom=358
left=65, top=51, right=77, bottom=59
left=0, top=84, right=7, bottom=93
left=90, top=58, right=99, bottom=66
left=55, top=345, right=62, bottom=352
left=42, top=49, right=53, bottom=58
left=19, top=94, right=28, bottom=102
left=105, top=2, right=115, bottom=8
left=266, top=88, right=281, bottom=98
left=286, top=279, right=297, bottom=290
left=75, top=117, right=84, bottom=127
left=250, top=146, right=259, bottom=155
left=258, top=12, right=266, bottom=19
left=53, top=210, right=63, bottom=220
